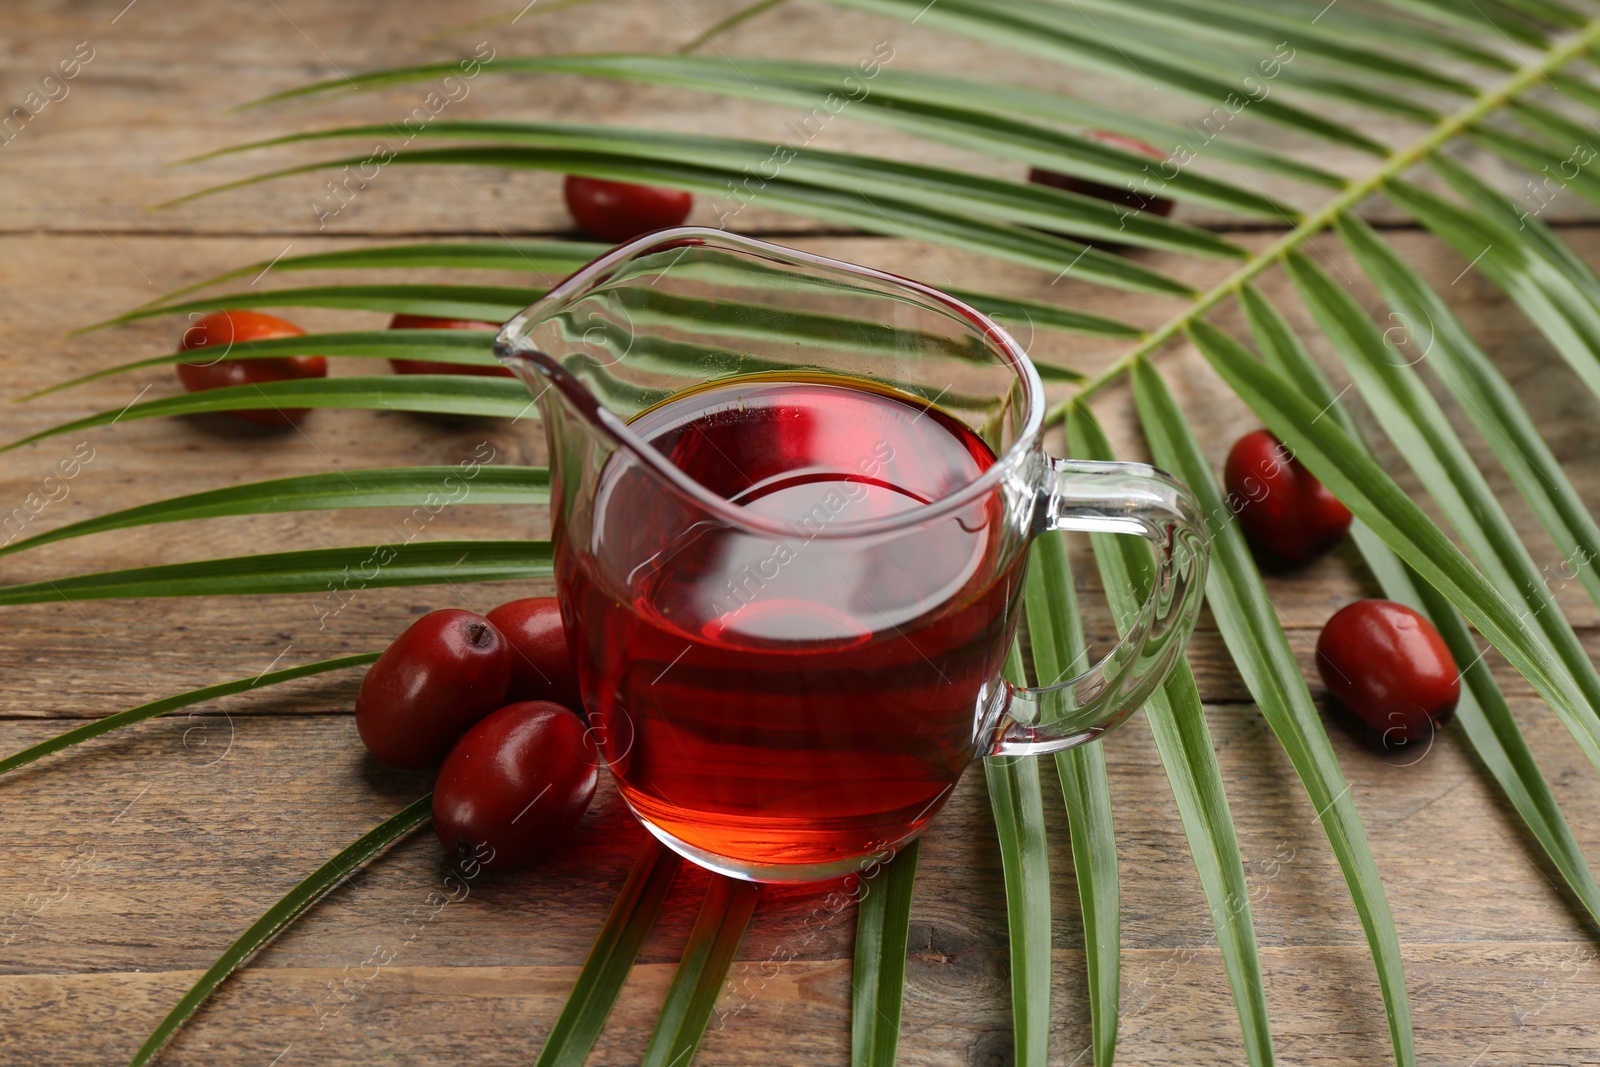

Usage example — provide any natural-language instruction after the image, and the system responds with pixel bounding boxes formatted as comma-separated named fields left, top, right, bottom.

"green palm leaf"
left=1285, top=251, right=1600, bottom=777
left=1240, top=283, right=1600, bottom=929
left=1189, top=322, right=1600, bottom=784
left=536, top=841, right=683, bottom=1067
left=1067, top=404, right=1273, bottom=1067
left=1, top=376, right=534, bottom=455
left=19, top=331, right=508, bottom=400
left=1382, top=0, right=1547, bottom=44
left=0, top=467, right=548, bottom=560
left=128, top=795, right=433, bottom=1067
left=0, top=653, right=379, bottom=778
left=984, top=640, right=1052, bottom=1067
left=851, top=839, right=920, bottom=1067
left=818, top=0, right=1386, bottom=150
left=1386, top=176, right=1600, bottom=403
left=1131, top=357, right=1413, bottom=1067
left=77, top=285, right=541, bottom=333
left=1467, top=123, right=1600, bottom=209
left=1332, top=213, right=1600, bottom=617
left=96, top=237, right=1140, bottom=342
left=0, top=540, right=551, bottom=605
left=1021, top=529, right=1119, bottom=1067
left=641, top=877, right=761, bottom=1067
left=98, top=240, right=603, bottom=315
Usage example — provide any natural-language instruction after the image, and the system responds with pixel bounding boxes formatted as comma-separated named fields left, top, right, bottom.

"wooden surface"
left=3, top=2, right=1600, bottom=1065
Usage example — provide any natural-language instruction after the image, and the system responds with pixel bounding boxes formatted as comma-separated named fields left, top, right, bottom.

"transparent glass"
left=495, top=228, right=1208, bottom=882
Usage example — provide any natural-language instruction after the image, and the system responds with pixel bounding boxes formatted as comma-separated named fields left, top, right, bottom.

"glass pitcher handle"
left=990, top=457, right=1210, bottom=756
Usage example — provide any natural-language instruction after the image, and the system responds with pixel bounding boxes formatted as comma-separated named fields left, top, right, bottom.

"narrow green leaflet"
left=0, top=540, right=552, bottom=606
left=1285, top=251, right=1600, bottom=777
left=1395, top=168, right=1600, bottom=403
left=1333, top=212, right=1600, bottom=617
left=536, top=840, right=684, bottom=1067
left=1547, top=69, right=1600, bottom=112
left=1189, top=321, right=1600, bottom=808
left=817, top=0, right=1386, bottom=152
left=1240, top=283, right=1600, bottom=929
left=1019, top=525, right=1119, bottom=1067
left=102, top=240, right=602, bottom=314
left=77, top=285, right=541, bottom=334
left=1466, top=124, right=1600, bottom=210
left=851, top=838, right=921, bottom=1067
left=1440, top=140, right=1600, bottom=399
left=1085, top=0, right=1485, bottom=86
left=166, top=146, right=1193, bottom=297
left=641, top=877, right=762, bottom=1067
left=0, top=467, right=548, bottom=560
left=1423, top=154, right=1600, bottom=403
left=1046, top=0, right=1473, bottom=95
left=1380, top=0, right=1547, bottom=44
left=1132, top=356, right=1414, bottom=1067
left=942, top=291, right=1138, bottom=343
left=1488, top=0, right=1585, bottom=28
left=1066, top=404, right=1273, bottom=1067
left=984, top=642, right=1052, bottom=1067
left=0, top=653, right=378, bottom=778
left=127, top=794, right=433, bottom=1067
left=1, top=376, right=533, bottom=455
left=19, top=331, right=506, bottom=400
left=676, top=0, right=789, bottom=53
left=1255, top=0, right=1515, bottom=68
left=1430, top=152, right=1600, bottom=317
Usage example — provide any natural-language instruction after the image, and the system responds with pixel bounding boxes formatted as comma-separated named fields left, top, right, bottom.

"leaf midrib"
left=1053, top=16, right=1600, bottom=417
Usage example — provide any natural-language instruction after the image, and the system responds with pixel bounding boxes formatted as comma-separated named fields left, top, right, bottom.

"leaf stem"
left=1050, top=16, right=1600, bottom=420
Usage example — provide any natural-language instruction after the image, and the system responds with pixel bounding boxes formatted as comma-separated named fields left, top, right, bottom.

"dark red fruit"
left=1028, top=130, right=1176, bottom=222
left=176, top=310, right=327, bottom=427
left=1224, top=430, right=1352, bottom=565
left=1317, top=599, right=1460, bottom=745
left=485, top=597, right=582, bottom=708
left=386, top=313, right=513, bottom=378
left=563, top=176, right=693, bottom=243
left=433, top=700, right=599, bottom=871
left=355, top=609, right=512, bottom=768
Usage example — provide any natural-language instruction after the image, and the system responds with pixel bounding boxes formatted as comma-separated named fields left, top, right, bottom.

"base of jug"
left=629, top=805, right=925, bottom=885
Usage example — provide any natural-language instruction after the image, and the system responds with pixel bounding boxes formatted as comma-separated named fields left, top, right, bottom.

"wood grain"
left=5, top=1, right=1600, bottom=1064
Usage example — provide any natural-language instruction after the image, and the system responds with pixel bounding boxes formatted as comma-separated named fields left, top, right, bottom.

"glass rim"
left=493, top=226, right=1047, bottom=540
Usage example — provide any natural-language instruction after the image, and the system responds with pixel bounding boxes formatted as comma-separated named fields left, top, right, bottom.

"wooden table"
left=3, top=2, right=1599, bottom=1064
